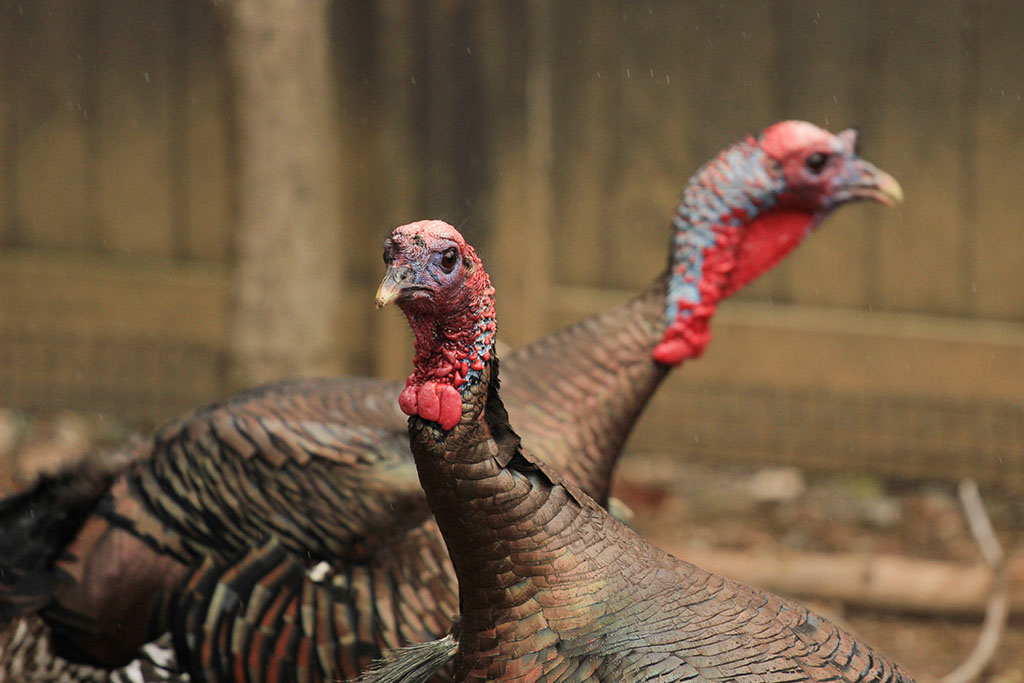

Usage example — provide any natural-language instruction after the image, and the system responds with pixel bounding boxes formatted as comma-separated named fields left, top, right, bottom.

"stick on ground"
left=941, top=479, right=1008, bottom=683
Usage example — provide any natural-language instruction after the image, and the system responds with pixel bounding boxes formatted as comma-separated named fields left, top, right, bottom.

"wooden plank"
left=681, top=1, right=782, bottom=303
left=970, top=4, right=1024, bottom=318
left=549, top=0, right=621, bottom=288
left=606, top=2, right=696, bottom=291
left=874, top=1, right=969, bottom=315
left=549, top=287, right=1024, bottom=404
left=180, top=0, right=233, bottom=262
left=331, top=0, right=390, bottom=373
left=419, top=1, right=485, bottom=226
left=628, top=382, right=1024, bottom=490
left=480, top=2, right=555, bottom=347
left=94, top=0, right=175, bottom=256
left=771, top=2, right=886, bottom=309
left=8, top=2, right=93, bottom=249
left=372, top=0, right=423, bottom=380
left=546, top=280, right=1024, bottom=485
left=0, top=250, right=228, bottom=344
left=0, top=3, right=13, bottom=245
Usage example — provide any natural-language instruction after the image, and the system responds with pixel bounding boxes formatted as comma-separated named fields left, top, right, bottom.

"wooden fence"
left=2, top=1, right=1023, bottom=488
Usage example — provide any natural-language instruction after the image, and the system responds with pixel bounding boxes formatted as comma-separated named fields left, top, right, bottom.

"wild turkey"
left=368, top=209, right=912, bottom=681
left=0, top=617, right=178, bottom=683
left=0, top=444, right=181, bottom=682
left=168, top=122, right=903, bottom=682
left=2, top=119, right=901, bottom=680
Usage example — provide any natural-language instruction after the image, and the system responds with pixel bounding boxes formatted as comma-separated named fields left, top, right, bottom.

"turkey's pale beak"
left=841, top=159, right=904, bottom=207
left=375, top=266, right=412, bottom=309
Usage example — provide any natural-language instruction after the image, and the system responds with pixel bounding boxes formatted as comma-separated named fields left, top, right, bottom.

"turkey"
left=367, top=211, right=912, bottom=682
left=0, top=444, right=181, bottom=682
left=169, top=122, right=903, bottom=682
left=0, top=617, right=178, bottom=683
left=0, top=119, right=901, bottom=680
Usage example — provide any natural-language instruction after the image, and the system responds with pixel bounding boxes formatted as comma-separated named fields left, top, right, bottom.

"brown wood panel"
left=418, top=1, right=487, bottom=227
left=0, top=251, right=228, bottom=344
left=94, top=0, right=175, bottom=256
left=771, top=2, right=886, bottom=309
left=550, top=287, right=1024, bottom=404
left=874, top=1, right=969, bottom=315
left=682, top=1, right=782, bottom=303
left=628, top=381, right=1024, bottom=491
left=970, top=4, right=1024, bottom=319
left=0, top=4, right=13, bottom=245
left=549, top=1, right=622, bottom=288
left=331, top=1, right=391, bottom=372
left=481, top=2, right=554, bottom=347
left=8, top=2, right=93, bottom=249
left=550, top=285, right=1024, bottom=488
left=372, top=0, right=424, bottom=380
left=181, top=0, right=233, bottom=262
left=606, top=2, right=696, bottom=292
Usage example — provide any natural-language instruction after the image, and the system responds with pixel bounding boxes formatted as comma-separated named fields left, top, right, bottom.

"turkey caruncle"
left=0, top=120, right=901, bottom=681
left=367, top=215, right=911, bottom=680
left=171, top=121, right=902, bottom=683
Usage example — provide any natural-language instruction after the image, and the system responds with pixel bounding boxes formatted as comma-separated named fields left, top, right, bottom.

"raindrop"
left=143, top=71, right=150, bottom=84
left=626, top=68, right=631, bottom=79
left=971, top=282, right=977, bottom=294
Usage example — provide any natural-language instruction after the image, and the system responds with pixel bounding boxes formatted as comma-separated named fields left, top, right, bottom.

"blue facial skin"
left=663, top=142, right=782, bottom=327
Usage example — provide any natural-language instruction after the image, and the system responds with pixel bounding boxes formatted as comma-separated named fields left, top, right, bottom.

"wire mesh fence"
left=634, top=381, right=1024, bottom=492
left=0, top=331, right=225, bottom=426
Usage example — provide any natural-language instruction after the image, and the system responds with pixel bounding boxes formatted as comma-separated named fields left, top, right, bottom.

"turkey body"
left=372, top=215, right=912, bottom=682
left=0, top=280, right=670, bottom=680
left=162, top=283, right=669, bottom=681
left=0, top=120, right=903, bottom=681
left=0, top=616, right=178, bottom=683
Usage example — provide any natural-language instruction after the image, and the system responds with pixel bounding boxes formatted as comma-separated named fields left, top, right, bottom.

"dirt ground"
left=1, top=408, right=1021, bottom=681
left=615, top=449, right=1024, bottom=681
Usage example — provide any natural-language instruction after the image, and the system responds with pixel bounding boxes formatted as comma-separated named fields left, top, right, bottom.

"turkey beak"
left=842, top=159, right=904, bottom=207
left=375, top=266, right=413, bottom=309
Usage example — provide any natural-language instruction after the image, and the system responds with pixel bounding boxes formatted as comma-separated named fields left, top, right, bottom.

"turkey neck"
left=406, top=362, right=601, bottom=639
left=503, top=139, right=790, bottom=503
left=501, top=279, right=669, bottom=503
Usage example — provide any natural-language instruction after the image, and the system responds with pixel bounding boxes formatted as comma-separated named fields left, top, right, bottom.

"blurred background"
left=0, top=1, right=1022, bottom=677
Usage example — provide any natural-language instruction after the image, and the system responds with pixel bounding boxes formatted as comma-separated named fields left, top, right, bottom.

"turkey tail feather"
left=0, top=460, right=116, bottom=620
left=359, top=631, right=458, bottom=683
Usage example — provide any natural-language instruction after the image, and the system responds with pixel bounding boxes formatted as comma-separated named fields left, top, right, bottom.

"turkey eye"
left=805, top=152, right=830, bottom=174
left=440, top=248, right=458, bottom=273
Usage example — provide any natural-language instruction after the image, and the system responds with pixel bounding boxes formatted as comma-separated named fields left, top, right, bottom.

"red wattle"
left=402, top=379, right=466, bottom=429
left=652, top=337, right=688, bottom=366
left=399, top=383, right=418, bottom=417
left=418, top=382, right=441, bottom=423
left=726, top=210, right=815, bottom=296
left=437, top=384, right=463, bottom=430
left=653, top=312, right=713, bottom=366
